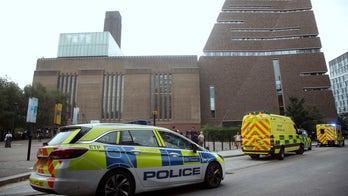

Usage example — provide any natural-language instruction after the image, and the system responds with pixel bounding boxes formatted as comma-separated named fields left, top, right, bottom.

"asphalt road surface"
left=1, top=146, right=347, bottom=196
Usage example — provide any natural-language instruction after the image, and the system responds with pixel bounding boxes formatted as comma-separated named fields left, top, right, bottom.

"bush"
left=200, top=124, right=241, bottom=142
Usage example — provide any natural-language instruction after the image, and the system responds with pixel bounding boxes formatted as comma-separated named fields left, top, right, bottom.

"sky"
left=1, top=0, right=347, bottom=89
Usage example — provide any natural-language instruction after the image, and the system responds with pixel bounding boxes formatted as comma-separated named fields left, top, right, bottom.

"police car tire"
left=97, top=169, right=135, bottom=196
left=204, top=162, right=223, bottom=188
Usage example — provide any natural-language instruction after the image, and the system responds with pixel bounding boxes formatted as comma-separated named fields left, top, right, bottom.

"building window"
left=150, top=73, right=172, bottom=120
left=273, top=59, right=284, bottom=115
left=303, top=87, right=331, bottom=92
left=209, top=85, right=216, bottom=118
left=57, top=73, right=78, bottom=119
left=300, top=72, right=326, bottom=76
left=203, top=48, right=320, bottom=57
left=102, top=73, right=124, bottom=120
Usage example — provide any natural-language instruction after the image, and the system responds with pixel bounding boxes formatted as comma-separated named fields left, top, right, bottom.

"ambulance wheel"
left=296, top=145, right=304, bottom=155
left=97, top=169, right=135, bottom=196
left=249, top=154, right=260, bottom=159
left=277, top=148, right=285, bottom=160
left=204, top=161, right=223, bottom=188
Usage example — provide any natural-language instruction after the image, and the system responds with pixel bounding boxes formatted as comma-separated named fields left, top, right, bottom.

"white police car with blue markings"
left=29, top=123, right=225, bottom=196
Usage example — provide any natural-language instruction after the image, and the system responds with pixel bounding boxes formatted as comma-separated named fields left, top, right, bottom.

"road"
left=1, top=146, right=347, bottom=196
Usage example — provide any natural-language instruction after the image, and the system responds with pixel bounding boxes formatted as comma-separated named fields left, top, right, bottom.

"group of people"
left=170, top=126, right=243, bottom=150
left=172, top=126, right=205, bottom=147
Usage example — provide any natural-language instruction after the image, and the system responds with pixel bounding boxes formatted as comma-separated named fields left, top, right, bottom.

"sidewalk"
left=0, top=139, right=243, bottom=187
left=0, top=139, right=50, bottom=186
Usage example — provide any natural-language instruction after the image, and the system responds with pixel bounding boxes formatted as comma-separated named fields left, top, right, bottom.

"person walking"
left=234, top=131, right=241, bottom=150
left=191, top=127, right=199, bottom=144
left=4, top=131, right=13, bottom=148
left=198, top=131, right=205, bottom=146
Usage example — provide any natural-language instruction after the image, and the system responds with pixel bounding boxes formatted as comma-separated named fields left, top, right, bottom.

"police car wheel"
left=204, top=162, right=223, bottom=188
left=97, top=169, right=135, bottom=196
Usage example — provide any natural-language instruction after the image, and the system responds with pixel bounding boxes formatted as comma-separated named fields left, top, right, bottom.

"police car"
left=29, top=123, right=225, bottom=195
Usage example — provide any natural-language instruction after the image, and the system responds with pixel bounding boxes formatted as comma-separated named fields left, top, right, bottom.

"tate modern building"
left=33, top=0, right=337, bottom=130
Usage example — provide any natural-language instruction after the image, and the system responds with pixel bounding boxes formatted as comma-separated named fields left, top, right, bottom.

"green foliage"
left=337, top=114, right=348, bottom=132
left=23, top=83, right=70, bottom=128
left=200, top=124, right=241, bottom=142
left=285, top=96, right=324, bottom=135
left=0, top=77, right=69, bottom=132
left=0, top=77, right=25, bottom=130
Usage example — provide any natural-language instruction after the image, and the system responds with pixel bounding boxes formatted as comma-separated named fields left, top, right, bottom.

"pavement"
left=0, top=139, right=244, bottom=187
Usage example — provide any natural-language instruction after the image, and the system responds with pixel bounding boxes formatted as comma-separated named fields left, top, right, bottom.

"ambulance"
left=316, top=124, right=345, bottom=147
left=241, top=111, right=304, bottom=160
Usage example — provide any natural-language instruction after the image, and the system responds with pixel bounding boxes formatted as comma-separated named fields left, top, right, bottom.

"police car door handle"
left=130, top=150, right=142, bottom=155
left=169, top=152, right=180, bottom=157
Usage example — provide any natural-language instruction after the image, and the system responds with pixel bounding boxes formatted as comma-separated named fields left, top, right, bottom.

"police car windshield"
left=48, top=131, right=75, bottom=146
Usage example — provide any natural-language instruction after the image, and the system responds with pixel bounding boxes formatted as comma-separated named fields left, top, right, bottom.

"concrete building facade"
left=329, top=52, right=348, bottom=115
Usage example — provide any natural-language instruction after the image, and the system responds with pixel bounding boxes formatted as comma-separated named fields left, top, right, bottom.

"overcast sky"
left=1, top=0, right=347, bottom=89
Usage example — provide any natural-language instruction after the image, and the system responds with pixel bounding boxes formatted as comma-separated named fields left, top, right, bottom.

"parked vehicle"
left=298, top=129, right=312, bottom=150
left=316, top=124, right=345, bottom=147
left=29, top=123, right=225, bottom=195
left=241, top=111, right=304, bottom=160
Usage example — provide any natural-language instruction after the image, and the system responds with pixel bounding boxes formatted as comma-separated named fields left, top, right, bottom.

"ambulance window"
left=320, top=129, right=325, bottom=134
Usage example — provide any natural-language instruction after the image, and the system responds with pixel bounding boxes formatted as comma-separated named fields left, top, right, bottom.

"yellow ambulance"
left=316, top=124, right=345, bottom=147
left=241, top=111, right=304, bottom=160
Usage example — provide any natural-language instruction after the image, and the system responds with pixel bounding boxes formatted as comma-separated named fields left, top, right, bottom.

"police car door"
left=158, top=131, right=203, bottom=184
left=126, top=130, right=170, bottom=188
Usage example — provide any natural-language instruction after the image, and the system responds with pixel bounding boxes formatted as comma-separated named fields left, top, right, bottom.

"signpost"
left=26, top=97, right=38, bottom=161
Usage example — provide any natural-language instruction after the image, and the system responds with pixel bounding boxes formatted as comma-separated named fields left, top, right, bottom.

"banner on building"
left=72, top=107, right=79, bottom=125
left=54, top=103, right=62, bottom=125
left=26, top=97, right=38, bottom=123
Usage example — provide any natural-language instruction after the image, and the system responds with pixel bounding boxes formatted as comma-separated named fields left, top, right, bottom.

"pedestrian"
left=191, top=131, right=198, bottom=144
left=234, top=131, right=241, bottom=150
left=4, top=131, right=13, bottom=148
left=198, top=131, right=204, bottom=146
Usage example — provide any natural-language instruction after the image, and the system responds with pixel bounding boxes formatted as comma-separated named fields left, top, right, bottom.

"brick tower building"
left=199, top=0, right=337, bottom=126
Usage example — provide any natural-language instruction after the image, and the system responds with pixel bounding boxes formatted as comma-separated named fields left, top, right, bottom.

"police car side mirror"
left=192, top=143, right=198, bottom=153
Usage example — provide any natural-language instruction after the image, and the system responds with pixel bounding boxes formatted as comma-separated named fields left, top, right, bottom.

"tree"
left=337, top=113, right=348, bottom=135
left=23, top=83, right=70, bottom=129
left=285, top=97, right=324, bottom=136
left=0, top=77, right=26, bottom=132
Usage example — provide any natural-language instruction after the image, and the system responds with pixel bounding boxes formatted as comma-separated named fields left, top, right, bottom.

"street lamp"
left=12, top=102, right=18, bottom=135
left=152, top=109, right=158, bottom=126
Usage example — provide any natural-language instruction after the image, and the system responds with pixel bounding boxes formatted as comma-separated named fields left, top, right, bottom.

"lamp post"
left=12, top=102, right=18, bottom=135
left=152, top=109, right=158, bottom=126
